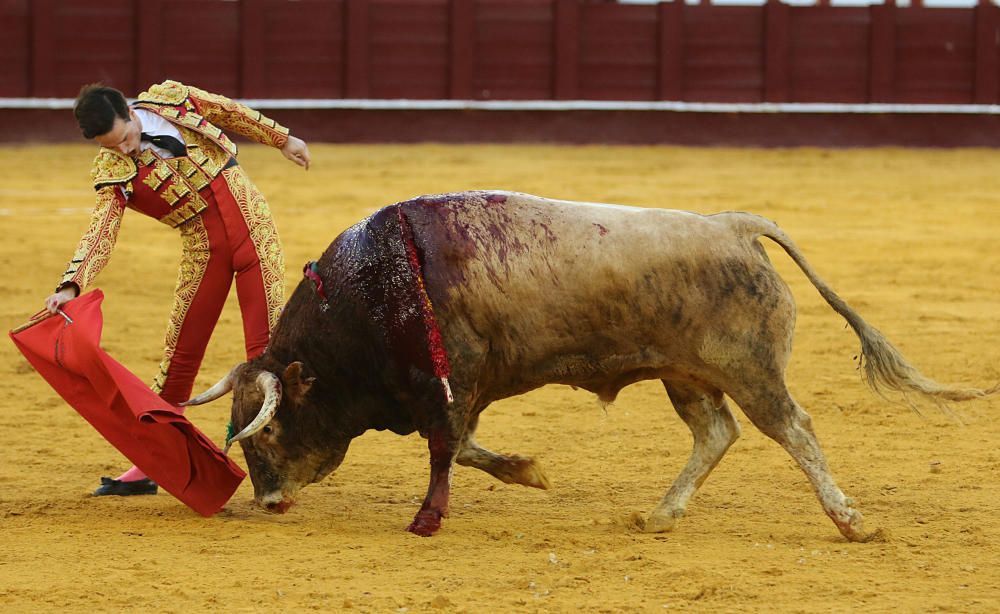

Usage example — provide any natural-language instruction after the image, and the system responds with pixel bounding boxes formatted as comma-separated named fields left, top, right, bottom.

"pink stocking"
left=115, top=465, right=149, bottom=482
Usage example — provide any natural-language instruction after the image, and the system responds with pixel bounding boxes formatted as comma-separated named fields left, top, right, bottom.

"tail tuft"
left=856, top=323, right=997, bottom=403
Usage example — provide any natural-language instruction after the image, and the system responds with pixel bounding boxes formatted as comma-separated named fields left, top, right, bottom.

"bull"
left=186, top=191, right=996, bottom=540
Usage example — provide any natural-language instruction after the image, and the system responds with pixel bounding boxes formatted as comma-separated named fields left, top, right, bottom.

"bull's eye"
left=262, top=425, right=273, bottom=434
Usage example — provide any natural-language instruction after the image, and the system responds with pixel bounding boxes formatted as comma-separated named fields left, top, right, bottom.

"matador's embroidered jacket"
left=58, top=80, right=290, bottom=294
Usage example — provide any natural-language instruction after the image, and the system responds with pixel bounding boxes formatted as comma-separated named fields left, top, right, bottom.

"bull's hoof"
left=498, top=457, right=552, bottom=490
left=407, top=509, right=443, bottom=537
left=831, top=508, right=868, bottom=542
left=643, top=510, right=681, bottom=534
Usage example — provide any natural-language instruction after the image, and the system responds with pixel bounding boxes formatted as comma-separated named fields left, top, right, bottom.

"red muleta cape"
left=9, top=290, right=245, bottom=516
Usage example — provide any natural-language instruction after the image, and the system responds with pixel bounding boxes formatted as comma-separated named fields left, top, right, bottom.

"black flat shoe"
left=92, top=477, right=158, bottom=497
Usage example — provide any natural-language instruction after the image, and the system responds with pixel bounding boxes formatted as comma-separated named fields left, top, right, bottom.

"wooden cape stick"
left=10, top=309, right=72, bottom=335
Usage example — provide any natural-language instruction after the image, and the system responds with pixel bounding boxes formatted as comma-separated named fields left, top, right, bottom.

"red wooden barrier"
left=975, top=0, right=999, bottom=103
left=764, top=0, right=790, bottom=103
left=4, top=0, right=1000, bottom=146
left=2, top=0, right=998, bottom=105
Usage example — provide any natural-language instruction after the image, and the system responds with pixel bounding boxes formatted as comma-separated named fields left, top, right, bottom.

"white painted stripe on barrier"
left=0, top=98, right=75, bottom=109
left=3, top=97, right=1000, bottom=114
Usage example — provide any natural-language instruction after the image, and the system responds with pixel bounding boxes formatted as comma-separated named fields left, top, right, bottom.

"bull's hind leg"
left=732, top=385, right=869, bottom=542
left=645, top=381, right=741, bottom=533
left=456, top=422, right=551, bottom=489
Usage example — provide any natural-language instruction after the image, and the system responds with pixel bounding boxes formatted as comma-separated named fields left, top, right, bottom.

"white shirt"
left=133, top=108, right=186, bottom=159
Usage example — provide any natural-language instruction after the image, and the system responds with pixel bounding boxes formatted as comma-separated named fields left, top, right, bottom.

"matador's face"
left=94, top=109, right=142, bottom=158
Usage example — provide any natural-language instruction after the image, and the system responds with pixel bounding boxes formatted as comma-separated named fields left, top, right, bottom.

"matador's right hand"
left=280, top=136, right=311, bottom=170
left=44, top=287, right=78, bottom=315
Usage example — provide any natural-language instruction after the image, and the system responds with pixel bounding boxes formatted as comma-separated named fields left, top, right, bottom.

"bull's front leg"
left=407, top=428, right=458, bottom=537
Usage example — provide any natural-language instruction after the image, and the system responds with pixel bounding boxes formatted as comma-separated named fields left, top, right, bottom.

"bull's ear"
left=282, top=361, right=315, bottom=405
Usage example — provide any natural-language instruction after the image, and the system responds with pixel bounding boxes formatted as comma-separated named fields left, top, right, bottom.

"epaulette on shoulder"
left=91, top=149, right=137, bottom=190
left=136, top=80, right=189, bottom=106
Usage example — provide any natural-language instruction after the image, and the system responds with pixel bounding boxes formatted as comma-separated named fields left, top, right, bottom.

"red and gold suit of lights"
left=58, top=80, right=287, bottom=405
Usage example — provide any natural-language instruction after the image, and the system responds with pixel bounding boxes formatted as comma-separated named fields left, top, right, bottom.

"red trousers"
left=153, top=167, right=285, bottom=405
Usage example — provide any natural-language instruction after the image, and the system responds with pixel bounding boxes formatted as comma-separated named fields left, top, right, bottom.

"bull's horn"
left=181, top=367, right=237, bottom=406
left=223, top=371, right=282, bottom=453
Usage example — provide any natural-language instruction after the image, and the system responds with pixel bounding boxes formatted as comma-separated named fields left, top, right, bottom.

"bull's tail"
left=742, top=214, right=998, bottom=404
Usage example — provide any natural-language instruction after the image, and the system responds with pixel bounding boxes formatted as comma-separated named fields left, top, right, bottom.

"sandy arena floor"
left=1, top=144, right=998, bottom=612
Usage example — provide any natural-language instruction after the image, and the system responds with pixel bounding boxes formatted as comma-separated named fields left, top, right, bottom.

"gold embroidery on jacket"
left=135, top=148, right=210, bottom=227
left=171, top=156, right=211, bottom=191
left=187, top=85, right=290, bottom=149
left=137, top=80, right=189, bottom=107
left=91, top=149, right=137, bottom=190
left=152, top=215, right=211, bottom=395
left=60, top=187, right=125, bottom=290
left=184, top=133, right=227, bottom=175
left=223, top=166, right=285, bottom=330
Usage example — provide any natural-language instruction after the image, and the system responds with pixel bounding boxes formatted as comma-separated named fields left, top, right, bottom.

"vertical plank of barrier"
left=869, top=0, right=896, bottom=103
left=450, top=0, right=475, bottom=100
left=241, top=0, right=267, bottom=98
left=764, top=0, right=790, bottom=103
left=126, top=1, right=138, bottom=94
left=136, top=0, right=163, bottom=89
left=974, top=0, right=998, bottom=104
left=658, top=0, right=684, bottom=101
left=554, top=0, right=579, bottom=100
left=30, top=0, right=56, bottom=96
left=345, top=0, right=370, bottom=98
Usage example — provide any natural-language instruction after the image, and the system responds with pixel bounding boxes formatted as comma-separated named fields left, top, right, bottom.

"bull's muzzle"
left=257, top=493, right=295, bottom=514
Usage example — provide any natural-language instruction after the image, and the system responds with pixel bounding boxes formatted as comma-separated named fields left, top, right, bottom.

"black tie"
left=140, top=132, right=187, bottom=158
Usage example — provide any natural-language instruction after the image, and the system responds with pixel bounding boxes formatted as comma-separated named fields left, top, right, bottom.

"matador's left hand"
left=281, top=136, right=311, bottom=170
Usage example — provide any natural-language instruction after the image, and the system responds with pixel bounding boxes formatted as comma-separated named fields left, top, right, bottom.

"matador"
left=43, top=80, right=311, bottom=496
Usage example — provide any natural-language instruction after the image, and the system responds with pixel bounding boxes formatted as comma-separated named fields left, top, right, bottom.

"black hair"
left=73, top=84, right=130, bottom=139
